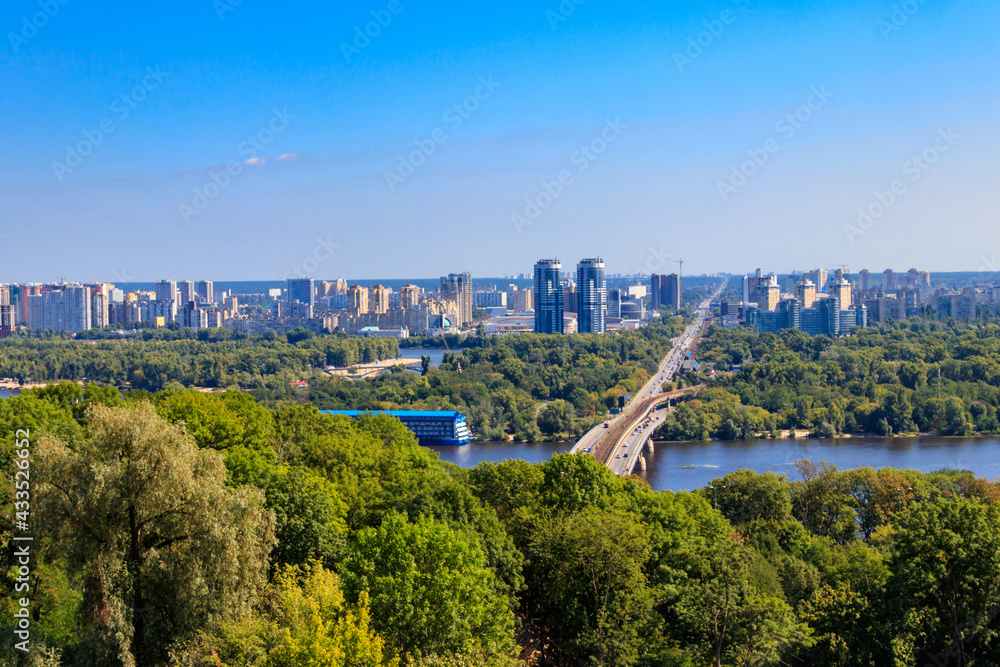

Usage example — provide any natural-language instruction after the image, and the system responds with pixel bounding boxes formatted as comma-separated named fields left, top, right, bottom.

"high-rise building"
left=440, top=273, right=473, bottom=327
left=146, top=299, right=177, bottom=324
left=28, top=285, right=92, bottom=333
left=400, top=284, right=420, bottom=310
left=0, top=286, right=12, bottom=338
left=805, top=269, right=828, bottom=292
left=177, top=280, right=196, bottom=305
left=533, top=259, right=564, bottom=334
left=903, top=268, right=931, bottom=287
left=882, top=269, right=896, bottom=291
left=287, top=278, right=315, bottom=309
left=831, top=279, right=852, bottom=310
left=664, top=274, right=681, bottom=309
left=858, top=269, right=873, bottom=292
left=742, top=269, right=778, bottom=310
left=576, top=258, right=607, bottom=333
left=760, top=283, right=780, bottom=312
left=91, top=292, right=109, bottom=329
left=512, top=288, right=533, bottom=313
left=651, top=275, right=667, bottom=309
left=197, top=280, right=214, bottom=304
left=371, top=284, right=390, bottom=314
left=155, top=280, right=177, bottom=303
left=348, top=284, right=369, bottom=316
left=562, top=283, right=577, bottom=314
left=794, top=278, right=817, bottom=309
left=608, top=289, right=622, bottom=319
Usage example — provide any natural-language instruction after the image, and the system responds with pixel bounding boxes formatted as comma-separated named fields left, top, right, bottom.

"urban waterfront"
left=430, top=436, right=1000, bottom=492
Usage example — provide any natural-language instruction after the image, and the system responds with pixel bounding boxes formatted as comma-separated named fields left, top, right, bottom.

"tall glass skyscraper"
left=287, top=278, right=315, bottom=309
left=533, top=259, right=564, bottom=334
left=576, top=257, right=607, bottom=333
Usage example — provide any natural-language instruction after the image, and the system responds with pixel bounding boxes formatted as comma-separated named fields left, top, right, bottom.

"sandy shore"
left=326, top=358, right=422, bottom=379
left=0, top=379, right=65, bottom=391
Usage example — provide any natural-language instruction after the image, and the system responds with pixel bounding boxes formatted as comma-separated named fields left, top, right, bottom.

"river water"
left=396, top=348, right=448, bottom=368
left=429, top=436, right=1000, bottom=492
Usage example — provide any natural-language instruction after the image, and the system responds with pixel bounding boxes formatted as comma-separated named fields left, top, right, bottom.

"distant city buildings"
left=287, top=278, right=315, bottom=315
left=651, top=273, right=681, bottom=310
left=155, top=280, right=176, bottom=303
left=6, top=262, right=992, bottom=342
left=400, top=284, right=420, bottom=310
left=440, top=272, right=473, bottom=327
left=0, top=287, right=13, bottom=339
left=178, top=280, right=196, bottom=305
left=740, top=266, right=952, bottom=336
left=28, top=285, right=91, bottom=333
left=534, top=259, right=564, bottom=334
left=348, top=284, right=369, bottom=316
left=371, top=284, right=390, bottom=314
left=197, top=280, right=214, bottom=304
left=576, top=258, right=607, bottom=333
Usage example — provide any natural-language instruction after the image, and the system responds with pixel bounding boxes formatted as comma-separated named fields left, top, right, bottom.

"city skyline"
left=3, top=2, right=999, bottom=281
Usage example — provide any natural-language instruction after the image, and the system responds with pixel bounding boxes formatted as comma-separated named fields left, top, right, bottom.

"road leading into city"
left=574, top=279, right=728, bottom=475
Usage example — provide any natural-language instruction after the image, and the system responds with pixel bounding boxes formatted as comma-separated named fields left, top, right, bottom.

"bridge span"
left=572, top=280, right=725, bottom=475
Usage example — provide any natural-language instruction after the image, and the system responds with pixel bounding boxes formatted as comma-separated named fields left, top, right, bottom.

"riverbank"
left=325, top=358, right=421, bottom=379
left=0, top=379, right=66, bottom=391
left=429, top=435, right=1000, bottom=492
left=653, top=430, right=968, bottom=444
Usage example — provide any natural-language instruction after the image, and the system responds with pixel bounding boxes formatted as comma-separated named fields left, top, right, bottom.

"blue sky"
left=1, top=0, right=998, bottom=282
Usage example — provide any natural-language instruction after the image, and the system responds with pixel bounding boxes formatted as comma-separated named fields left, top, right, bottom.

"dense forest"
left=309, top=320, right=686, bottom=441
left=656, top=318, right=1000, bottom=441
left=0, top=334, right=399, bottom=393
left=4, top=385, right=1000, bottom=665
left=0, top=318, right=687, bottom=442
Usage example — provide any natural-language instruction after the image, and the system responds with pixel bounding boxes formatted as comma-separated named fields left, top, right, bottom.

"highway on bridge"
left=573, top=279, right=727, bottom=475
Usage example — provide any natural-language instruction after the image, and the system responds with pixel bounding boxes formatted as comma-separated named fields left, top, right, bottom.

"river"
left=429, top=436, right=1000, bottom=492
left=396, top=348, right=448, bottom=368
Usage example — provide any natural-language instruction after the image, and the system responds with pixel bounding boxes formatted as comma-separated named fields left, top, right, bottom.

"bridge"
left=572, top=280, right=726, bottom=476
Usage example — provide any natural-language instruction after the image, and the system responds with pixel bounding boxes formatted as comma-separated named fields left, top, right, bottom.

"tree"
left=265, top=466, right=349, bottom=568
left=538, top=453, right=622, bottom=514
left=704, top=470, right=793, bottom=527
left=537, top=399, right=575, bottom=436
left=35, top=403, right=276, bottom=666
left=185, top=562, right=399, bottom=667
left=341, top=513, right=516, bottom=663
left=267, top=563, right=398, bottom=667
left=524, top=508, right=654, bottom=666
left=887, top=498, right=1000, bottom=666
